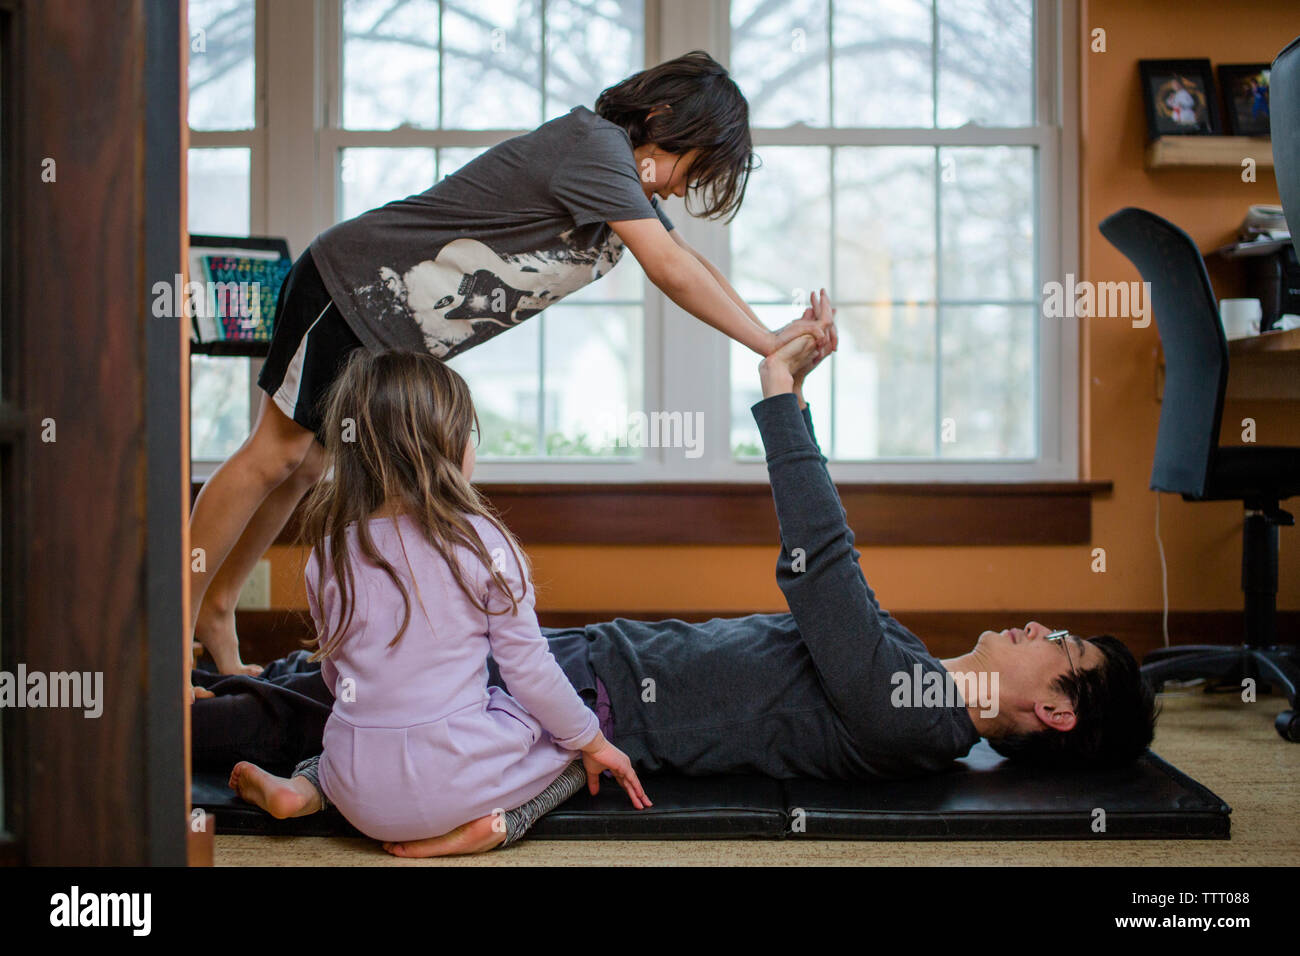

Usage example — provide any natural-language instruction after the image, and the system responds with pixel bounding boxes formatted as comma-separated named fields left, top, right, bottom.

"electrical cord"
left=1155, top=491, right=1170, bottom=649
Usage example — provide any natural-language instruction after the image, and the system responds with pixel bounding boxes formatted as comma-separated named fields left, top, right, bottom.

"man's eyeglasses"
left=1045, top=629, right=1078, bottom=678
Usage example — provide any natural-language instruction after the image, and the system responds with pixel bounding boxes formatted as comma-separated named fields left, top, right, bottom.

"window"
left=187, top=0, right=258, bottom=464
left=185, top=0, right=1077, bottom=482
left=726, top=0, right=1061, bottom=472
left=327, top=0, right=647, bottom=461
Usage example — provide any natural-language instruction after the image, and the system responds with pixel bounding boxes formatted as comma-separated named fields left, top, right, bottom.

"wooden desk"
left=1226, top=327, right=1300, bottom=400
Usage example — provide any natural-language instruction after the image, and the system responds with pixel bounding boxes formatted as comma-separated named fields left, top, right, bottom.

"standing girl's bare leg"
left=189, top=392, right=321, bottom=675
left=194, top=433, right=327, bottom=675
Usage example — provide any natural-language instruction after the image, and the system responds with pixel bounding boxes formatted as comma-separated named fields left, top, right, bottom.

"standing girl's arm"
left=666, top=227, right=771, bottom=339
left=546, top=120, right=819, bottom=358
left=610, top=217, right=826, bottom=357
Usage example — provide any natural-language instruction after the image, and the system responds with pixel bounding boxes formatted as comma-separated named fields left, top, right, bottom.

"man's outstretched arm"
left=752, top=390, right=914, bottom=740
left=793, top=402, right=920, bottom=642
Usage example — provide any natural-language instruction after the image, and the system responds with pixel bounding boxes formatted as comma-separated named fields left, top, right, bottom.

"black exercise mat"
left=192, top=742, right=1230, bottom=841
left=192, top=773, right=367, bottom=839
left=529, top=774, right=788, bottom=838
left=779, top=741, right=1231, bottom=840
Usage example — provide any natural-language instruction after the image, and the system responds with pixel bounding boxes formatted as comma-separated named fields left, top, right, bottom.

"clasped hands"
left=761, top=288, right=838, bottom=400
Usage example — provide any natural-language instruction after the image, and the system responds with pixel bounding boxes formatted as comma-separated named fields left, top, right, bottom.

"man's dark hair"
left=595, top=49, right=757, bottom=223
left=987, top=634, right=1160, bottom=769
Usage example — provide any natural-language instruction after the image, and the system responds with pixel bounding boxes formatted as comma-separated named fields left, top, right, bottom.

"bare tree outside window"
left=340, top=0, right=646, bottom=459
left=728, top=0, right=1036, bottom=461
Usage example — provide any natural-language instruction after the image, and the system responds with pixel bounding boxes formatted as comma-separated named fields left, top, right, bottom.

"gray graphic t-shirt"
left=309, top=105, right=675, bottom=358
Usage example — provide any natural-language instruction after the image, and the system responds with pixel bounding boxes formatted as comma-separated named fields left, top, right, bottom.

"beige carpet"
left=213, top=688, right=1299, bottom=866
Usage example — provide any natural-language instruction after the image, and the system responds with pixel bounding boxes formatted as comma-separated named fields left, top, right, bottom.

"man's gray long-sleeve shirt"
left=585, top=394, right=981, bottom=779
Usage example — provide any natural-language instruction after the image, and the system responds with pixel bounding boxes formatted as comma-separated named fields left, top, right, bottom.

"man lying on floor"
left=193, top=313, right=1158, bottom=852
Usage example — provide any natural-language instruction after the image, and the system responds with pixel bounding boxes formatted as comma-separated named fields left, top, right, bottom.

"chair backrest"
left=1272, top=36, right=1300, bottom=261
left=1098, top=207, right=1227, bottom=497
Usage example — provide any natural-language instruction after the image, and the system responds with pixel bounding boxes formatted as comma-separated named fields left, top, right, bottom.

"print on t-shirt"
left=352, top=225, right=625, bottom=358
left=309, top=106, right=673, bottom=357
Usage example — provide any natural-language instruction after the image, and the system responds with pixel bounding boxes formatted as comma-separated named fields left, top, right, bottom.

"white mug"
left=1219, top=298, right=1262, bottom=339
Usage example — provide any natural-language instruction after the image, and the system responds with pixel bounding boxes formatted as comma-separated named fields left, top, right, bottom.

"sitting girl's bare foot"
left=383, top=815, right=507, bottom=858
left=229, top=761, right=321, bottom=818
left=196, top=604, right=264, bottom=677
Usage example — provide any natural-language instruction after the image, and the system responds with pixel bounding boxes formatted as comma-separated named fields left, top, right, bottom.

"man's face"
left=973, top=620, right=1105, bottom=734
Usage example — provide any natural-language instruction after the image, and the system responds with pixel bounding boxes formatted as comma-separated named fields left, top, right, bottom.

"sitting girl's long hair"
left=299, top=348, right=531, bottom=660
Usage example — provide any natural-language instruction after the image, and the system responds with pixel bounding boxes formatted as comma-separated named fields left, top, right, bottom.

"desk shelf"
left=1226, top=327, right=1300, bottom=400
left=1145, top=135, right=1273, bottom=170
left=1228, top=326, right=1300, bottom=355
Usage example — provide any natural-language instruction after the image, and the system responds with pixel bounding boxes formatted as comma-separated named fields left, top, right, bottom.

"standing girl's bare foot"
left=229, top=762, right=322, bottom=818
left=196, top=602, right=264, bottom=677
left=383, top=815, right=507, bottom=857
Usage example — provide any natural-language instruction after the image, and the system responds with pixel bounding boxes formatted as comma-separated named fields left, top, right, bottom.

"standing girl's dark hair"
left=595, top=49, right=757, bottom=223
left=299, top=348, right=532, bottom=661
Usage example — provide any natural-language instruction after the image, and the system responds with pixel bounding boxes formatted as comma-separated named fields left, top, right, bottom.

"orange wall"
left=1077, top=0, right=1300, bottom=616
left=270, top=1, right=1299, bottom=617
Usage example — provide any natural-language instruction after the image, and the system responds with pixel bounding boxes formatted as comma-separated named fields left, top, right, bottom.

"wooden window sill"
left=193, top=480, right=1113, bottom=547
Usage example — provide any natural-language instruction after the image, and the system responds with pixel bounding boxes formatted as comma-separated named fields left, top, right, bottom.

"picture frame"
left=186, top=234, right=293, bottom=357
left=1217, top=63, right=1271, bottom=136
left=1139, top=58, right=1220, bottom=139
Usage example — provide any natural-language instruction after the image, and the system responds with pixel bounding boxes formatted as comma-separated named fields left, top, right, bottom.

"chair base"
left=1142, top=644, right=1300, bottom=741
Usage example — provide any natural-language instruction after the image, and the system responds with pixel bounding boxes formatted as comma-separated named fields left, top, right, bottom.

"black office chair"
left=1275, top=35, right=1300, bottom=265
left=1099, top=207, right=1300, bottom=741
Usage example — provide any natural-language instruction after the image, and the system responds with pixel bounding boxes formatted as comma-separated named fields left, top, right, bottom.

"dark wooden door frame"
left=0, top=0, right=23, bottom=865
left=4, top=0, right=187, bottom=865
left=143, top=0, right=189, bottom=869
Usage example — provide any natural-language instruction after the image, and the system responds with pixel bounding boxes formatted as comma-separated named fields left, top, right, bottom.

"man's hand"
left=760, top=289, right=837, bottom=404
left=788, top=289, right=837, bottom=394
left=760, top=334, right=816, bottom=399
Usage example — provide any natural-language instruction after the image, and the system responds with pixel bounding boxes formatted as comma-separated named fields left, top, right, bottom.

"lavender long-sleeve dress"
left=306, top=513, right=599, bottom=841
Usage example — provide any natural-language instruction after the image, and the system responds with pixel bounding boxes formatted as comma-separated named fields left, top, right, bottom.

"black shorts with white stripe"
left=257, top=247, right=365, bottom=444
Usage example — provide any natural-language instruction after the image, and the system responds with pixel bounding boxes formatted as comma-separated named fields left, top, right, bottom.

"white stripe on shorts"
left=271, top=301, right=334, bottom=423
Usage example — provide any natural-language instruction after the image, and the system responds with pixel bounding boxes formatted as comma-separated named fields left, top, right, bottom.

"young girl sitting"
left=229, top=348, right=650, bottom=855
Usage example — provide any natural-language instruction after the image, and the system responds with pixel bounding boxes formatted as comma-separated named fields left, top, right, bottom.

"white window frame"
left=192, top=0, right=1079, bottom=485
left=188, top=0, right=272, bottom=480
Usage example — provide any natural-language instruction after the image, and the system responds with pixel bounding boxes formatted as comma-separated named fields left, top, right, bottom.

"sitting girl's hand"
left=580, top=733, right=652, bottom=809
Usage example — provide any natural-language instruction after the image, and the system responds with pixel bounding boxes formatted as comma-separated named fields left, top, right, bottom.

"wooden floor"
left=214, top=688, right=1299, bottom=866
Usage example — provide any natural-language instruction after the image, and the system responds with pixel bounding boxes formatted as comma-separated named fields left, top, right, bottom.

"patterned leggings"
left=290, top=755, right=587, bottom=849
